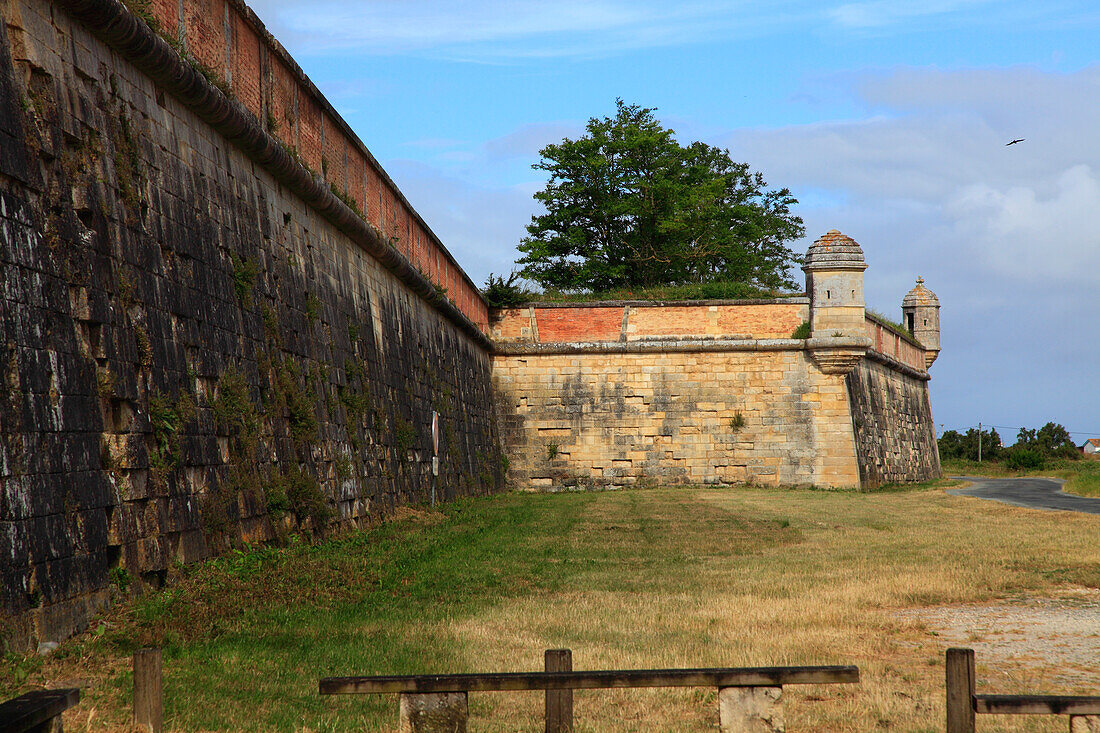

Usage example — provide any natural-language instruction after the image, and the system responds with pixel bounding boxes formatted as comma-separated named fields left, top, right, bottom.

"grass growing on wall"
left=532, top=281, right=801, bottom=303
left=4, top=482, right=1099, bottom=732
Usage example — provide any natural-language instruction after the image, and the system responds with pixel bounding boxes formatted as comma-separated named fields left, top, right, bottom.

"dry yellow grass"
left=6, top=483, right=1100, bottom=732
left=417, top=486, right=1099, bottom=732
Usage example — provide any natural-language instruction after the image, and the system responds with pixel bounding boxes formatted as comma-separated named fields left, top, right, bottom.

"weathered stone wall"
left=493, top=348, right=861, bottom=490
left=492, top=301, right=865, bottom=491
left=846, top=357, right=940, bottom=487
left=492, top=300, right=941, bottom=493
left=0, top=0, right=500, bottom=650
left=135, top=0, right=490, bottom=329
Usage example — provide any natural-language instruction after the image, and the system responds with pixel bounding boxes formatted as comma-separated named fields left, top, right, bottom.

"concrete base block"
left=1072, top=716, right=1100, bottom=733
left=718, top=686, right=784, bottom=733
left=399, top=692, right=468, bottom=733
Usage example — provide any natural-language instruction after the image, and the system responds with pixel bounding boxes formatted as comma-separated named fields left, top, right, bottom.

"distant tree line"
left=938, top=422, right=1080, bottom=470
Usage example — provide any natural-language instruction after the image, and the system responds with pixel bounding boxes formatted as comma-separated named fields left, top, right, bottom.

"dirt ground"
left=900, top=586, right=1100, bottom=690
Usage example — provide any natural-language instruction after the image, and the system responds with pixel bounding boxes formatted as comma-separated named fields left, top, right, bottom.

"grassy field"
left=942, top=456, right=1100, bottom=497
left=4, top=481, right=1100, bottom=731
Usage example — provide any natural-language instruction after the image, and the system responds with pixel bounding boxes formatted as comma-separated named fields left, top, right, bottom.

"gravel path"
left=901, top=590, right=1100, bottom=687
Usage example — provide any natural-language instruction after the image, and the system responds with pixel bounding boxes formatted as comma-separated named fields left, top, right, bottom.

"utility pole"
left=978, top=422, right=982, bottom=463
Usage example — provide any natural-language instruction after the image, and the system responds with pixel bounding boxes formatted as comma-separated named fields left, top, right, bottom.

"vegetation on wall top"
left=481, top=271, right=800, bottom=307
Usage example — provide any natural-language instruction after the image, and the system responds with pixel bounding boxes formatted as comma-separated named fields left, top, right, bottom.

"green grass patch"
left=866, top=309, right=918, bottom=343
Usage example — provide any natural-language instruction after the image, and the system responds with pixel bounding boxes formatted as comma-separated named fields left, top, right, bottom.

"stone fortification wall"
left=853, top=315, right=939, bottom=486
left=118, top=0, right=489, bottom=330
left=846, top=358, right=940, bottom=487
left=492, top=299, right=941, bottom=492
left=492, top=301, right=863, bottom=490
left=0, top=0, right=500, bottom=650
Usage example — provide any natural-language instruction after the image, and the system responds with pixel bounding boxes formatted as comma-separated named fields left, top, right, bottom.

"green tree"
left=517, top=100, right=805, bottom=292
left=938, top=427, right=1001, bottom=461
left=1015, top=422, right=1078, bottom=458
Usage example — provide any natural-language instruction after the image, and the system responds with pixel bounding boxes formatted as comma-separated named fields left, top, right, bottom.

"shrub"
left=482, top=272, right=532, bottom=308
left=212, top=367, right=259, bottom=458
left=230, top=253, right=259, bottom=307
left=284, top=466, right=332, bottom=529
left=1005, top=447, right=1044, bottom=471
left=791, top=321, right=811, bottom=339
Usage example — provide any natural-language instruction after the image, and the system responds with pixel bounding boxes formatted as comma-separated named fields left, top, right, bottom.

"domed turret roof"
left=902, top=277, right=939, bottom=307
left=803, top=229, right=867, bottom=271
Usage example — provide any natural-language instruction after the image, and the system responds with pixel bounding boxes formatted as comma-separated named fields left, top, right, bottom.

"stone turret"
left=802, top=230, right=871, bottom=374
left=902, top=277, right=940, bottom=368
left=804, top=230, right=867, bottom=337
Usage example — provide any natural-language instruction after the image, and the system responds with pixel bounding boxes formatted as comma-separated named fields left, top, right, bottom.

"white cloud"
left=249, top=0, right=927, bottom=60
left=248, top=0, right=743, bottom=58
left=725, top=65, right=1099, bottom=239
left=247, top=0, right=1097, bottom=60
left=483, top=123, right=583, bottom=161
left=947, top=164, right=1100, bottom=283
left=828, top=0, right=995, bottom=29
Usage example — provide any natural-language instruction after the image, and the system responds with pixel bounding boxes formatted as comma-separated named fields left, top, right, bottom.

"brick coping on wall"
left=863, top=349, right=932, bottom=381
left=214, top=0, right=485, bottom=315
left=55, top=0, right=489, bottom=335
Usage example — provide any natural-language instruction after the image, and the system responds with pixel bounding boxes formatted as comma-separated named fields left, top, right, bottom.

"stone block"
left=1071, top=716, right=1100, bottom=733
left=718, top=686, right=784, bottom=733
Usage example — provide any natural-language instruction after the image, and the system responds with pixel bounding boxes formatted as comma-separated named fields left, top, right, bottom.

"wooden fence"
left=14, top=646, right=1100, bottom=731
left=947, top=648, right=1100, bottom=732
left=0, top=688, right=79, bottom=733
left=319, top=648, right=859, bottom=732
left=0, top=649, right=160, bottom=733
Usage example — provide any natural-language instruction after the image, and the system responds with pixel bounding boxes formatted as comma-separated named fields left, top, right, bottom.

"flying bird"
left=1006, top=138, right=1025, bottom=146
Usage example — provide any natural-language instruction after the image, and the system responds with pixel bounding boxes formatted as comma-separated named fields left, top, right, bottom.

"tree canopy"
left=516, top=100, right=805, bottom=292
left=937, top=421, right=1081, bottom=467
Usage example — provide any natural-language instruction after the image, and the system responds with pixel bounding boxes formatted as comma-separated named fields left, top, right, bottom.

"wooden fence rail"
left=320, top=650, right=859, bottom=732
left=947, top=648, right=1100, bottom=732
left=0, top=688, right=79, bottom=733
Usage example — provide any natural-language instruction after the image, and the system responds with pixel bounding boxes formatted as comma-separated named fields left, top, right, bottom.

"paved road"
left=947, top=476, right=1100, bottom=515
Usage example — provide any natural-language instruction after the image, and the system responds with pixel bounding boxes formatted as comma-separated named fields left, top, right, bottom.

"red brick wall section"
left=865, top=318, right=926, bottom=372
left=184, top=0, right=223, bottom=77
left=140, top=0, right=490, bottom=331
left=151, top=0, right=178, bottom=36
left=534, top=307, right=625, bottom=342
left=231, top=12, right=261, bottom=116
left=270, top=56, right=297, bottom=141
left=502, top=303, right=809, bottom=344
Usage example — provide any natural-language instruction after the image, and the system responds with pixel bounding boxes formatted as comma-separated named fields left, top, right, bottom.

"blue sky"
left=251, top=0, right=1100, bottom=441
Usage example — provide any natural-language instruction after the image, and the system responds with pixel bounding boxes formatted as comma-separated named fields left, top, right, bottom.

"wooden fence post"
left=133, top=648, right=163, bottom=733
left=545, top=649, right=573, bottom=733
left=946, top=648, right=975, bottom=733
